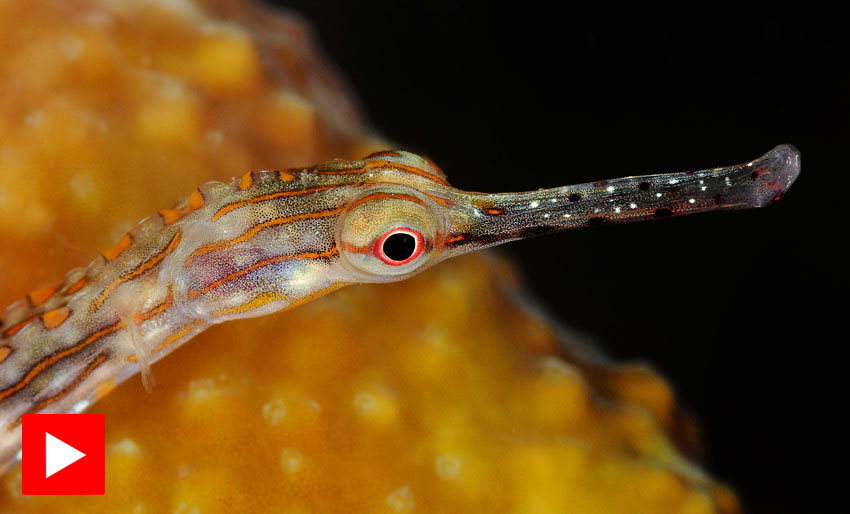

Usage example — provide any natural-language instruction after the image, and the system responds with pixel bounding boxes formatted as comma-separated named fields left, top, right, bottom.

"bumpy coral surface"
left=0, top=0, right=740, bottom=512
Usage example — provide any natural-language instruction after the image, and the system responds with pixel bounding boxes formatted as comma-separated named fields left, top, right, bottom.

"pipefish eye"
left=337, top=189, right=442, bottom=278
left=376, top=228, right=424, bottom=265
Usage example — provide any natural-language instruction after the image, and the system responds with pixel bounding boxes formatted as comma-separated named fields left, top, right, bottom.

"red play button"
left=22, top=414, right=105, bottom=495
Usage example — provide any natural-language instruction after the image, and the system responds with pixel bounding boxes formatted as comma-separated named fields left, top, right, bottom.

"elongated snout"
left=441, top=145, right=800, bottom=254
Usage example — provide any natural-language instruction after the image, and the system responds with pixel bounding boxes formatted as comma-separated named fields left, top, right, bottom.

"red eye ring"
left=374, top=228, right=425, bottom=266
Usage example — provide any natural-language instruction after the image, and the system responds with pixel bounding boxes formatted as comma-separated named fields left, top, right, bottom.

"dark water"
left=272, top=1, right=845, bottom=512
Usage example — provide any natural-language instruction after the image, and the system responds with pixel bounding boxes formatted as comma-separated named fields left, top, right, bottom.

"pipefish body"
left=0, top=145, right=800, bottom=473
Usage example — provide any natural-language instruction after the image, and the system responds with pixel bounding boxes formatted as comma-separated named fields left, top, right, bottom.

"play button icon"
left=22, top=414, right=105, bottom=495
left=45, top=432, right=86, bottom=478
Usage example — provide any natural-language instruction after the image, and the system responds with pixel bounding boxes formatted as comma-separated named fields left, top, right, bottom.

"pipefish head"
left=335, top=146, right=800, bottom=282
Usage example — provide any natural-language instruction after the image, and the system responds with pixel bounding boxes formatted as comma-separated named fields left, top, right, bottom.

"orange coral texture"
left=0, top=1, right=741, bottom=512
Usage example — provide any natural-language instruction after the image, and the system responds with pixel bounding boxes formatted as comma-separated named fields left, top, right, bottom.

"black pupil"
left=382, top=232, right=417, bottom=262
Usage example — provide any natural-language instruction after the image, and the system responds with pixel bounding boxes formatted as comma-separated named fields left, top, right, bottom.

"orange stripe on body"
left=128, top=319, right=203, bottom=361
left=340, top=240, right=372, bottom=255
left=365, top=151, right=401, bottom=159
left=188, top=188, right=205, bottom=210
left=305, top=164, right=366, bottom=176
left=186, top=208, right=344, bottom=266
left=90, top=232, right=182, bottom=312
left=103, top=233, right=132, bottom=261
left=151, top=319, right=202, bottom=355
left=0, top=346, right=11, bottom=364
left=66, top=277, right=86, bottom=294
left=239, top=171, right=254, bottom=190
left=14, top=353, right=110, bottom=424
left=211, top=291, right=287, bottom=317
left=135, top=286, right=174, bottom=323
left=366, top=160, right=449, bottom=186
left=160, top=188, right=206, bottom=225
left=280, top=283, right=346, bottom=312
left=211, top=186, right=337, bottom=221
left=420, top=192, right=452, bottom=207
left=2, top=315, right=38, bottom=338
left=0, top=321, right=124, bottom=402
left=159, top=209, right=184, bottom=224
left=89, top=378, right=117, bottom=403
left=278, top=171, right=296, bottom=182
left=28, top=284, right=60, bottom=307
left=302, top=161, right=447, bottom=185
left=41, top=307, right=70, bottom=329
left=190, top=248, right=338, bottom=299
left=212, top=283, right=345, bottom=319
left=348, top=192, right=427, bottom=210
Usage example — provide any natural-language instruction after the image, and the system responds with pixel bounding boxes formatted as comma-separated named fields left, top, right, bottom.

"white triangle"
left=45, top=432, right=86, bottom=478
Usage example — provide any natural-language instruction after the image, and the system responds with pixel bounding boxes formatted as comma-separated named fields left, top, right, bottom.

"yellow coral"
left=0, top=0, right=739, bottom=512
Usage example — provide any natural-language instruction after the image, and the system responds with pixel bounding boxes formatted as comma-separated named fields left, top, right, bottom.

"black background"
left=271, top=1, right=844, bottom=512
